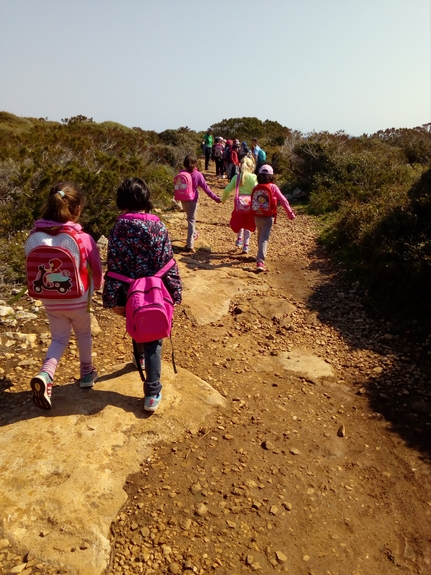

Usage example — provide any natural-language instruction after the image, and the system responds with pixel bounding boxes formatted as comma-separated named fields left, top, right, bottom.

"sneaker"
left=184, top=247, right=196, bottom=254
left=235, top=239, right=243, bottom=248
left=242, top=244, right=250, bottom=254
left=132, top=355, right=145, bottom=370
left=256, top=262, right=266, bottom=272
left=79, top=370, right=98, bottom=388
left=31, top=372, right=53, bottom=410
left=144, top=393, right=162, bottom=412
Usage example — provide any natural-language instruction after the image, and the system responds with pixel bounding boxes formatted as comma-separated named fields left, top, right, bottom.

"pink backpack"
left=234, top=174, right=251, bottom=213
left=107, top=259, right=175, bottom=343
left=174, top=171, right=194, bottom=201
left=24, top=227, right=89, bottom=299
left=106, top=214, right=176, bottom=343
left=214, top=143, right=224, bottom=158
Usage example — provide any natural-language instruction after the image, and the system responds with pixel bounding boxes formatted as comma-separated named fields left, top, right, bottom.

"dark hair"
left=184, top=153, right=198, bottom=173
left=257, top=173, right=275, bottom=184
left=116, top=177, right=153, bottom=212
left=41, top=182, right=83, bottom=222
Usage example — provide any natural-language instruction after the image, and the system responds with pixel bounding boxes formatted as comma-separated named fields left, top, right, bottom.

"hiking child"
left=251, top=138, right=267, bottom=174
left=222, top=140, right=232, bottom=179
left=214, top=137, right=225, bottom=178
left=103, top=177, right=182, bottom=412
left=221, top=156, right=257, bottom=253
left=25, top=182, right=103, bottom=410
left=238, top=141, right=252, bottom=162
left=228, top=141, right=241, bottom=181
left=177, top=153, right=221, bottom=253
left=252, top=164, right=295, bottom=272
left=202, top=128, right=214, bottom=170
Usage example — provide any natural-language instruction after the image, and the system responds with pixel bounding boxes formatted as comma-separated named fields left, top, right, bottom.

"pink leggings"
left=42, top=307, right=93, bottom=379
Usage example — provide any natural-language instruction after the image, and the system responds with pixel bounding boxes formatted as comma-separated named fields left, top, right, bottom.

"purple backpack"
left=106, top=214, right=176, bottom=343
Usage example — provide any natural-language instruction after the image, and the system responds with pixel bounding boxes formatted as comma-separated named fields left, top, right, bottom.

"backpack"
left=24, top=227, right=89, bottom=299
left=234, top=175, right=251, bottom=213
left=106, top=259, right=176, bottom=344
left=214, top=143, right=224, bottom=158
left=174, top=171, right=194, bottom=202
left=251, top=184, right=278, bottom=218
left=223, top=145, right=231, bottom=161
left=257, top=148, right=267, bottom=163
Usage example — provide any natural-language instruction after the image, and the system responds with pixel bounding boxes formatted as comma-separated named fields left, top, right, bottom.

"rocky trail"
left=0, top=164, right=430, bottom=575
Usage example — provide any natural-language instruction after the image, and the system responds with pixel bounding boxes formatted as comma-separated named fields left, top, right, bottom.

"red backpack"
left=25, top=227, right=89, bottom=299
left=174, top=171, right=194, bottom=201
left=251, top=184, right=278, bottom=218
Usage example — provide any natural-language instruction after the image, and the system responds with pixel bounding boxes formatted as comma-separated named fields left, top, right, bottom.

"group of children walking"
left=177, top=152, right=295, bottom=270
left=202, top=129, right=266, bottom=182
left=24, top=148, right=294, bottom=414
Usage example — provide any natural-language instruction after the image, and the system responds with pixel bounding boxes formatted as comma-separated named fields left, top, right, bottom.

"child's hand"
left=112, top=306, right=126, bottom=317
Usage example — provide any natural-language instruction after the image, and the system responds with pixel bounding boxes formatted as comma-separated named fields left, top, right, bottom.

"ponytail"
left=41, top=182, right=83, bottom=222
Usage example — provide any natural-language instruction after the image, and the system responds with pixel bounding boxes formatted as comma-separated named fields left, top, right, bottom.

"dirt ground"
left=0, top=163, right=430, bottom=575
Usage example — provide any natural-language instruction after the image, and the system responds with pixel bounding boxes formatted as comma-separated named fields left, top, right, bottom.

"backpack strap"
left=105, top=270, right=133, bottom=283
left=234, top=174, right=240, bottom=207
left=106, top=258, right=176, bottom=283
left=153, top=258, right=176, bottom=278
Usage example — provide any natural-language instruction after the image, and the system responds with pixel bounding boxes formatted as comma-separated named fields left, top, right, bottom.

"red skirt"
left=229, top=209, right=256, bottom=233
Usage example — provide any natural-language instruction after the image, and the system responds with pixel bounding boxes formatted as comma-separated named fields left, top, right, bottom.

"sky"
left=1, top=0, right=430, bottom=136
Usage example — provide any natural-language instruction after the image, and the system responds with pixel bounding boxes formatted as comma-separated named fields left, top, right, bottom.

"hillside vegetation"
left=1, top=112, right=430, bottom=329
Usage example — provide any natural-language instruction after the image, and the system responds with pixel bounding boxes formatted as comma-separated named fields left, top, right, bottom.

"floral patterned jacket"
left=102, top=213, right=182, bottom=308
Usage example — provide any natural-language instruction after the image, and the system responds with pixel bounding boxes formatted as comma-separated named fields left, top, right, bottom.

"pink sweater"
left=182, top=169, right=221, bottom=203
left=270, top=185, right=296, bottom=220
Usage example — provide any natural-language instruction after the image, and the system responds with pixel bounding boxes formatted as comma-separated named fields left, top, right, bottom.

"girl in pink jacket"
left=25, top=182, right=103, bottom=409
left=253, top=165, right=296, bottom=272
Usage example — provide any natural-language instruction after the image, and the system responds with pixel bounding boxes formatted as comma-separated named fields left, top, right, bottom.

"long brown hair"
left=41, top=182, right=83, bottom=222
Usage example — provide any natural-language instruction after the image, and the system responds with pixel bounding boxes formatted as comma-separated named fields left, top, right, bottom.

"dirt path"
left=1, top=163, right=430, bottom=574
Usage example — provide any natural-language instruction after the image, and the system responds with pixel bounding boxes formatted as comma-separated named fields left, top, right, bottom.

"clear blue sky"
left=1, top=0, right=429, bottom=136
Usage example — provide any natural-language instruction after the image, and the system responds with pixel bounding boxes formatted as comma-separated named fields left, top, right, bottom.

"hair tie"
left=57, top=190, right=65, bottom=198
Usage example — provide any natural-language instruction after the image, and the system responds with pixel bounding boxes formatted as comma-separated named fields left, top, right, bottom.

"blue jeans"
left=134, top=339, right=162, bottom=396
left=255, top=216, right=274, bottom=263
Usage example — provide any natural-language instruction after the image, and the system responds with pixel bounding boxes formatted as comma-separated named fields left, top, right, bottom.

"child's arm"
left=86, top=236, right=104, bottom=290
left=272, top=185, right=296, bottom=220
left=197, top=172, right=221, bottom=203
left=221, top=177, right=237, bottom=203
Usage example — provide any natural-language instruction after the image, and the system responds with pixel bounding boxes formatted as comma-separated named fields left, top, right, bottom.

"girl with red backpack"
left=251, top=165, right=296, bottom=273
left=25, top=182, right=103, bottom=409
